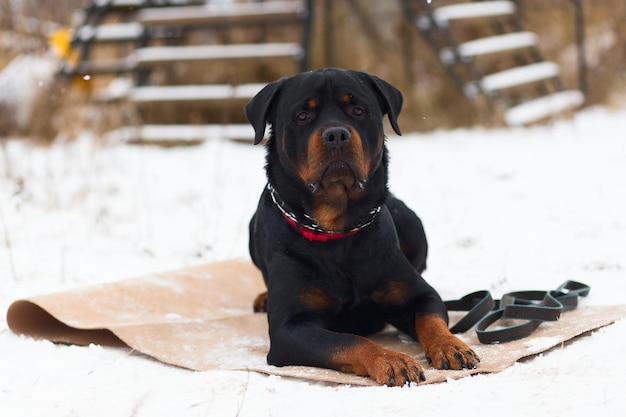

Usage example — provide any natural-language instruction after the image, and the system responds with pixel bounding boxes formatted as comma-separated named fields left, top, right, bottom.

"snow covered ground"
left=1, top=106, right=625, bottom=416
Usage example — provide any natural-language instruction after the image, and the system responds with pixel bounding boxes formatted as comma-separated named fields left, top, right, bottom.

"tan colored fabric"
left=7, top=260, right=626, bottom=386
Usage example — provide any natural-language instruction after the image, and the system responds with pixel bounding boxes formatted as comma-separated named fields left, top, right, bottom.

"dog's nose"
left=322, top=126, right=351, bottom=148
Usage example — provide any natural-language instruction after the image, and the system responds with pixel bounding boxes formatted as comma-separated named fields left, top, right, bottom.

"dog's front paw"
left=333, top=339, right=426, bottom=386
left=338, top=341, right=426, bottom=387
left=362, top=350, right=426, bottom=387
left=423, top=336, right=480, bottom=370
left=415, top=314, right=480, bottom=370
left=253, top=291, right=268, bottom=312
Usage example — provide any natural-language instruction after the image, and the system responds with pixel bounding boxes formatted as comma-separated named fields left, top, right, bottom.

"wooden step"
left=93, top=77, right=134, bottom=102
left=433, top=1, right=516, bottom=26
left=134, top=42, right=302, bottom=66
left=106, top=123, right=256, bottom=144
left=440, top=32, right=537, bottom=63
left=505, top=90, right=585, bottom=125
left=479, top=61, right=560, bottom=92
left=70, top=58, right=135, bottom=75
left=137, top=1, right=306, bottom=27
left=129, top=83, right=266, bottom=103
left=96, top=0, right=203, bottom=10
left=94, top=0, right=145, bottom=10
left=74, top=22, right=143, bottom=43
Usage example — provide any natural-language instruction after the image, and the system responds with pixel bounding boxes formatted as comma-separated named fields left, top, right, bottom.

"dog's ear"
left=359, top=72, right=403, bottom=136
left=245, top=78, right=286, bottom=145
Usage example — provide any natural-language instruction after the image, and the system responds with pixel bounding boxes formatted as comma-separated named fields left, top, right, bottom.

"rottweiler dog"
left=245, top=68, right=479, bottom=386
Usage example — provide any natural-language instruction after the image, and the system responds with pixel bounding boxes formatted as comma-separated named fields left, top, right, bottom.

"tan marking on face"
left=346, top=127, right=369, bottom=181
left=341, top=93, right=352, bottom=103
left=307, top=98, right=317, bottom=109
left=297, top=127, right=372, bottom=232
left=297, top=127, right=370, bottom=186
left=297, top=130, right=325, bottom=185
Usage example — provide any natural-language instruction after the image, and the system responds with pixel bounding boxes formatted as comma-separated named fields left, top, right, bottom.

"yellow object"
left=47, top=27, right=92, bottom=92
left=48, top=28, right=74, bottom=60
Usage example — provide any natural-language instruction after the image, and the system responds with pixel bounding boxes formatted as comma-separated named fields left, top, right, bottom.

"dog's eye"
left=295, top=111, right=311, bottom=123
left=351, top=106, right=366, bottom=117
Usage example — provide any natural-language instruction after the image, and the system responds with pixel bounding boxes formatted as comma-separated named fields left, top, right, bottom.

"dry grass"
left=316, top=0, right=626, bottom=131
left=519, top=0, right=626, bottom=105
left=1, top=0, right=625, bottom=142
left=0, top=0, right=83, bottom=141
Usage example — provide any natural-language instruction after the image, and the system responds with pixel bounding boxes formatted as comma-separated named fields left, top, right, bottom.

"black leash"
left=444, top=281, right=591, bottom=344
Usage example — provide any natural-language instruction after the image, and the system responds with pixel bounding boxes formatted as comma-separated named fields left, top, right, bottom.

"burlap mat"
left=7, top=260, right=626, bottom=386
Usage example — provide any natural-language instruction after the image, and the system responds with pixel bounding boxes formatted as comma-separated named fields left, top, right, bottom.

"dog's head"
left=245, top=68, right=403, bottom=231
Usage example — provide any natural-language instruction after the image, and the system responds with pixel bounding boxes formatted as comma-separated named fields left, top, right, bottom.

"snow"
left=433, top=1, right=516, bottom=25
left=480, top=61, right=560, bottom=91
left=129, top=83, right=265, bottom=102
left=1, top=106, right=626, bottom=416
left=134, top=43, right=303, bottom=64
left=505, top=90, right=585, bottom=126
left=0, top=55, right=57, bottom=129
left=457, top=32, right=537, bottom=58
left=75, top=23, right=143, bottom=42
left=105, top=123, right=255, bottom=143
left=439, top=32, right=537, bottom=64
left=523, top=337, right=560, bottom=353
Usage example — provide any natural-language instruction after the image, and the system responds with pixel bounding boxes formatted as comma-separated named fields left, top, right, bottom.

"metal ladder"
left=59, top=0, right=312, bottom=143
left=401, top=0, right=585, bottom=126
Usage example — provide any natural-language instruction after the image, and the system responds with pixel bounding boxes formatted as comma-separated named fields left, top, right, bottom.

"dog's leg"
left=264, top=257, right=427, bottom=386
left=267, top=323, right=426, bottom=386
left=386, top=196, right=428, bottom=273
left=253, top=291, right=268, bottom=312
left=415, top=314, right=480, bottom=370
left=329, top=336, right=426, bottom=386
left=380, top=260, right=480, bottom=371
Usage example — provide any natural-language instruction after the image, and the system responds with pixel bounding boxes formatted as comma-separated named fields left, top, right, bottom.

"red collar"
left=267, top=183, right=380, bottom=243
left=278, top=211, right=363, bottom=242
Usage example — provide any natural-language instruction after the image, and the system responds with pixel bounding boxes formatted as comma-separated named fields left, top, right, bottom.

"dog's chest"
left=314, top=257, right=386, bottom=308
